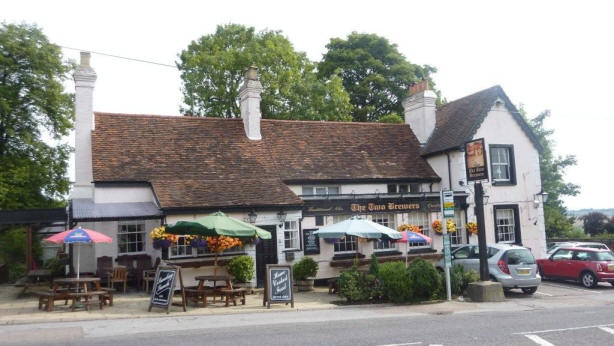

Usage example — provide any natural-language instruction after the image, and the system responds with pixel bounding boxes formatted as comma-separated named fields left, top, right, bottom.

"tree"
left=378, top=113, right=404, bottom=124
left=0, top=23, right=73, bottom=209
left=582, top=212, right=608, bottom=236
left=178, top=24, right=352, bottom=121
left=527, top=110, right=580, bottom=237
left=318, top=32, right=438, bottom=122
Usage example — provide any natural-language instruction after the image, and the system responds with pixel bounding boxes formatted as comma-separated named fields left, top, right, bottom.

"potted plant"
left=293, top=257, right=319, bottom=291
left=226, top=255, right=254, bottom=292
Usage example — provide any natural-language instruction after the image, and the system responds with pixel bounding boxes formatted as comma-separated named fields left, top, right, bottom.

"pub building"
left=66, top=52, right=546, bottom=286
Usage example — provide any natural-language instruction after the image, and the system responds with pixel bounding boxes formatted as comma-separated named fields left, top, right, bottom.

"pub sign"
left=465, top=138, right=489, bottom=181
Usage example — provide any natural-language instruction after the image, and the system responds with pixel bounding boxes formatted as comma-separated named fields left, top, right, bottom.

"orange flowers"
left=206, top=235, right=243, bottom=253
left=467, top=222, right=478, bottom=235
left=397, top=224, right=422, bottom=234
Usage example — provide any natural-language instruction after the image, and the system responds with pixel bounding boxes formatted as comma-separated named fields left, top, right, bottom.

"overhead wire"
left=59, top=45, right=177, bottom=68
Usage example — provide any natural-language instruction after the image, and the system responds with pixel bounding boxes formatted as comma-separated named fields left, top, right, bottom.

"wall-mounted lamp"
left=248, top=210, right=258, bottom=224
left=277, top=210, right=287, bottom=224
left=533, top=190, right=549, bottom=208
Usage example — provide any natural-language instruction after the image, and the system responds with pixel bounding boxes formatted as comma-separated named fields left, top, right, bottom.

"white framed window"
left=372, top=214, right=397, bottom=251
left=490, top=145, right=515, bottom=184
left=406, top=212, right=431, bottom=249
left=169, top=236, right=243, bottom=259
left=302, top=186, right=340, bottom=196
left=450, top=211, right=466, bottom=246
left=118, top=222, right=145, bottom=254
left=334, top=235, right=357, bottom=253
left=387, top=184, right=420, bottom=193
left=284, top=221, right=300, bottom=249
left=495, top=208, right=516, bottom=243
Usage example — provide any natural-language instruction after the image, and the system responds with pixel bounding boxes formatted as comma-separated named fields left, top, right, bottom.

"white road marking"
left=525, top=334, right=555, bottom=346
left=514, top=323, right=614, bottom=334
left=540, top=282, right=602, bottom=294
left=376, top=342, right=421, bottom=346
left=598, top=326, right=614, bottom=335
left=535, top=291, right=553, bottom=296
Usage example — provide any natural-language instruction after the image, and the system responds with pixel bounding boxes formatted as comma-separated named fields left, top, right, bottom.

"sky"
left=3, top=0, right=613, bottom=210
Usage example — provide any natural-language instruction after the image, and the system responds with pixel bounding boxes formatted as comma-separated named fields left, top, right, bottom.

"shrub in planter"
left=226, top=255, right=254, bottom=283
left=293, top=257, right=319, bottom=291
left=293, top=257, right=318, bottom=280
left=378, top=261, right=412, bottom=303
left=407, top=258, right=441, bottom=301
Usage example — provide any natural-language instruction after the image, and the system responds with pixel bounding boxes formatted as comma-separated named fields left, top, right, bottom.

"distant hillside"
left=568, top=208, right=614, bottom=218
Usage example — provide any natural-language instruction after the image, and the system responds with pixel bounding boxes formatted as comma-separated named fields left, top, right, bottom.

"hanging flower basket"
left=432, top=220, right=443, bottom=234
left=467, top=222, right=478, bottom=235
left=150, top=226, right=177, bottom=249
left=397, top=224, right=422, bottom=234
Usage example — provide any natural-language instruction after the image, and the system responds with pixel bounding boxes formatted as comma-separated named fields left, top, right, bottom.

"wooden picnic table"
left=22, top=269, right=52, bottom=294
left=50, top=277, right=110, bottom=311
left=184, top=275, right=232, bottom=307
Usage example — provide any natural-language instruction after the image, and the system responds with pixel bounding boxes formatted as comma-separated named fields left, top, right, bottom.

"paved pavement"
left=2, top=279, right=614, bottom=345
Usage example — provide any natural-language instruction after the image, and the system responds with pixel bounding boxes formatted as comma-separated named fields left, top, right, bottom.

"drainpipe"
left=446, top=152, right=452, bottom=190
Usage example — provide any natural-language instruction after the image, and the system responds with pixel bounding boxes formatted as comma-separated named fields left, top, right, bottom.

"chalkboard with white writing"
left=303, top=229, right=320, bottom=255
left=263, top=264, right=294, bottom=308
left=148, top=265, right=186, bottom=313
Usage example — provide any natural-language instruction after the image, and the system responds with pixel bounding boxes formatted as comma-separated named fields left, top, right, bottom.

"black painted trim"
left=489, top=144, right=517, bottom=186
left=493, top=204, right=522, bottom=245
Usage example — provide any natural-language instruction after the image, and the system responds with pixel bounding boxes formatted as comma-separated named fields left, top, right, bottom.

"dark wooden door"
left=256, top=225, right=278, bottom=288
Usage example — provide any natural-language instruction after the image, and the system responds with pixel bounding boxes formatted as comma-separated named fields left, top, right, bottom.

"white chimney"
left=71, top=52, right=97, bottom=199
left=238, top=66, right=263, bottom=140
left=402, top=79, right=437, bottom=145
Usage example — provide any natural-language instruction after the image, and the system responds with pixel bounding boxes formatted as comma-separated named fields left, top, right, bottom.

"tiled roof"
left=92, top=113, right=439, bottom=209
left=261, top=120, right=439, bottom=182
left=422, top=85, right=542, bottom=156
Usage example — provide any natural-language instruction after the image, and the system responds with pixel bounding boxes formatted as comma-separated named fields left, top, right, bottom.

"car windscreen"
left=504, top=249, right=536, bottom=265
left=590, top=252, right=614, bottom=261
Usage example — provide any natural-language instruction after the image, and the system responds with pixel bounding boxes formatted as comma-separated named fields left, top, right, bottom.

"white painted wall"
left=288, top=183, right=435, bottom=196
left=440, top=104, right=546, bottom=258
left=94, top=185, right=157, bottom=204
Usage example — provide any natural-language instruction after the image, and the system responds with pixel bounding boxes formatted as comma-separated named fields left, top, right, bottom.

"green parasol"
left=166, top=211, right=271, bottom=239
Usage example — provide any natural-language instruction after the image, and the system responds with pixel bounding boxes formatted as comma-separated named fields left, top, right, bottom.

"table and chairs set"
left=184, top=275, right=247, bottom=308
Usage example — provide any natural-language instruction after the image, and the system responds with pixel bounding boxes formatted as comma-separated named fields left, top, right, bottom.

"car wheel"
left=610, top=282, right=614, bottom=287
left=580, top=271, right=597, bottom=288
left=522, top=287, right=537, bottom=294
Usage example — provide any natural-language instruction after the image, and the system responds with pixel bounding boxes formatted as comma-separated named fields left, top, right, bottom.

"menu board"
left=148, top=265, right=186, bottom=313
left=263, top=264, right=294, bottom=308
left=303, top=229, right=320, bottom=255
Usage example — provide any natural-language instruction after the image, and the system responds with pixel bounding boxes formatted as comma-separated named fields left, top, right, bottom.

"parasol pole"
left=406, top=241, right=409, bottom=268
left=76, top=243, right=81, bottom=279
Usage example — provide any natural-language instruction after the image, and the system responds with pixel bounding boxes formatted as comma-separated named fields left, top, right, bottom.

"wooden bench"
left=67, top=290, right=106, bottom=311
left=184, top=287, right=217, bottom=307
left=220, top=288, right=247, bottom=307
left=34, top=289, right=70, bottom=312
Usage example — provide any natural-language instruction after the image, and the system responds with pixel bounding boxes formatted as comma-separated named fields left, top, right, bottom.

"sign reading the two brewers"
left=303, top=229, right=320, bottom=255
left=465, top=138, right=489, bottom=181
left=263, top=264, right=294, bottom=308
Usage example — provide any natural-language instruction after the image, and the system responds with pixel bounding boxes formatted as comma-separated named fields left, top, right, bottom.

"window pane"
left=398, top=184, right=409, bottom=193
left=315, top=216, right=324, bottom=226
left=315, top=187, right=327, bottom=195
left=327, top=187, right=339, bottom=194
left=409, top=183, right=420, bottom=193
left=302, top=187, right=313, bottom=195
left=495, top=208, right=515, bottom=243
left=387, top=184, right=397, bottom=193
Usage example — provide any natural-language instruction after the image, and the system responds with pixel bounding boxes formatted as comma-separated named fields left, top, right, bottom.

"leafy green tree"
left=318, top=32, right=438, bottom=122
left=178, top=24, right=352, bottom=121
left=527, top=110, right=580, bottom=237
left=378, top=113, right=404, bottom=124
left=582, top=212, right=608, bottom=236
left=0, top=23, right=73, bottom=209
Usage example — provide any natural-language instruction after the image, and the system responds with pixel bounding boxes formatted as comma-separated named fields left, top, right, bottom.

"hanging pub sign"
left=465, top=138, right=489, bottom=181
left=263, top=264, right=294, bottom=309
left=148, top=265, right=186, bottom=314
left=303, top=229, right=320, bottom=255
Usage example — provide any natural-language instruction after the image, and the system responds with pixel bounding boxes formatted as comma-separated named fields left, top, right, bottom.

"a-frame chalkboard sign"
left=263, top=264, right=294, bottom=309
left=148, top=265, right=186, bottom=314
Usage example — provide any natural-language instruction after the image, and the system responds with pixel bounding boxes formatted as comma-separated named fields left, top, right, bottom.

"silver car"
left=546, top=242, right=610, bottom=255
left=437, top=243, right=541, bottom=294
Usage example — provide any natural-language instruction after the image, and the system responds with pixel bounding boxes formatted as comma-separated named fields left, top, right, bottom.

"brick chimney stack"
left=402, top=78, right=437, bottom=145
left=72, top=52, right=97, bottom=199
left=238, top=66, right=263, bottom=140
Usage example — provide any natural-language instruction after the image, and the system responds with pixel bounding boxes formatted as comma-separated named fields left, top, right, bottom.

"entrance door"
left=256, top=225, right=278, bottom=288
